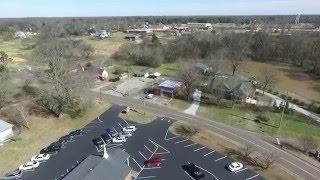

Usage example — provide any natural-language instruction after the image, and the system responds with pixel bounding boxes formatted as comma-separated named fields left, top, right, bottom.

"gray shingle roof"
left=63, top=148, right=131, bottom=180
left=0, top=119, right=13, bottom=133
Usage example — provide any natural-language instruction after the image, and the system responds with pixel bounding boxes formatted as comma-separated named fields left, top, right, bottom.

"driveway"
left=184, top=89, right=202, bottom=115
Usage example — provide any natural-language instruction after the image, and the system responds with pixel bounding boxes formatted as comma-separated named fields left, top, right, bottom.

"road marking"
left=113, top=127, right=118, bottom=133
left=131, top=157, right=142, bottom=169
left=139, top=151, right=147, bottom=160
left=135, top=176, right=156, bottom=179
left=144, top=167, right=161, bottom=170
left=97, top=116, right=103, bottom=123
left=164, top=128, right=177, bottom=140
left=107, top=144, right=123, bottom=149
left=183, top=171, right=197, bottom=180
left=194, top=147, right=206, bottom=152
left=175, top=139, right=188, bottom=144
left=184, top=143, right=197, bottom=147
left=246, top=174, right=259, bottom=180
left=235, top=167, right=248, bottom=173
left=144, top=145, right=153, bottom=153
left=214, top=156, right=227, bottom=162
left=149, top=139, right=170, bottom=154
left=280, top=157, right=318, bottom=179
left=204, top=150, right=215, bottom=157
left=195, top=164, right=220, bottom=180
left=118, top=123, right=124, bottom=129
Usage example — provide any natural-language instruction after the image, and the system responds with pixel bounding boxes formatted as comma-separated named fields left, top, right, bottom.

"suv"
left=92, top=137, right=104, bottom=149
left=144, top=157, right=162, bottom=167
left=106, top=128, right=118, bottom=137
left=101, top=133, right=111, bottom=143
left=182, top=163, right=205, bottom=180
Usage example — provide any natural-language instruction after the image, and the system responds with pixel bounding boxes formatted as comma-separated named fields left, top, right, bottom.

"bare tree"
left=0, top=71, right=11, bottom=109
left=177, top=63, right=200, bottom=100
left=258, top=66, right=277, bottom=94
left=298, top=136, right=318, bottom=153
left=239, top=145, right=254, bottom=158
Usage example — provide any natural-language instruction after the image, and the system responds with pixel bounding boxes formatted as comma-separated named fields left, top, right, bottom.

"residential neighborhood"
left=0, top=1, right=320, bottom=180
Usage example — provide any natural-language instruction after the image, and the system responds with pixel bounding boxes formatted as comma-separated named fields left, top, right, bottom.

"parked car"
left=112, top=136, right=126, bottom=143
left=59, top=135, right=74, bottom=143
left=182, top=163, right=205, bottom=180
left=69, top=129, right=84, bottom=137
left=106, top=128, right=118, bottom=137
left=228, top=162, right=244, bottom=172
left=101, top=133, right=112, bottom=143
left=122, top=126, right=136, bottom=132
left=119, top=131, right=132, bottom=138
left=144, top=88, right=154, bottom=94
left=146, top=94, right=154, bottom=99
left=19, top=161, right=40, bottom=171
left=40, top=143, right=62, bottom=154
left=92, top=137, right=104, bottom=149
left=31, top=154, right=50, bottom=162
left=144, top=157, right=162, bottom=167
left=2, top=169, right=23, bottom=179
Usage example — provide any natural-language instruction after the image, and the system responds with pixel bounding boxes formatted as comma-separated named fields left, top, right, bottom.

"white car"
left=19, top=161, right=40, bottom=171
left=2, top=169, right=23, bottom=179
left=146, top=94, right=154, bottom=99
left=31, top=154, right=50, bottom=162
left=119, top=131, right=132, bottom=138
left=112, top=136, right=126, bottom=143
left=122, top=126, right=136, bottom=132
left=228, top=162, right=244, bottom=172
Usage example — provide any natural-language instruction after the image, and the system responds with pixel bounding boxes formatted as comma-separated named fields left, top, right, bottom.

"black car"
left=40, top=143, right=62, bottom=154
left=182, top=163, right=205, bottom=180
left=101, top=133, right=111, bottom=143
left=59, top=135, right=74, bottom=143
left=92, top=137, right=104, bottom=148
left=69, top=129, right=84, bottom=137
left=2, top=169, right=22, bottom=179
left=106, top=128, right=118, bottom=137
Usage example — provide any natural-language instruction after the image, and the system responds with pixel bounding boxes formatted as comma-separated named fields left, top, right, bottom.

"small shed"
left=0, top=119, right=14, bottom=142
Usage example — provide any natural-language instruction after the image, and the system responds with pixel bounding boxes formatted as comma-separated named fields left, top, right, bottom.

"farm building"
left=0, top=119, right=13, bottom=142
left=207, top=74, right=256, bottom=101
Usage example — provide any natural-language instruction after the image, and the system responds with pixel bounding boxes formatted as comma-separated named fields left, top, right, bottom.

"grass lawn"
left=170, top=122, right=297, bottom=180
left=198, top=104, right=320, bottom=139
left=0, top=102, right=110, bottom=176
left=167, top=98, right=191, bottom=111
left=119, top=108, right=156, bottom=124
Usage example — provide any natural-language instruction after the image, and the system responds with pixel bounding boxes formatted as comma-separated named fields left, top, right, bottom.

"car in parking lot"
left=19, top=161, right=40, bottom=171
left=92, top=137, right=104, bottom=149
left=144, top=157, right=162, bottom=167
left=182, top=163, right=205, bottom=180
left=59, top=135, right=74, bottom=143
left=31, top=154, right=50, bottom=162
left=106, top=128, right=118, bottom=137
left=228, top=162, right=243, bottom=172
left=2, top=169, right=23, bottom=179
left=119, top=131, right=132, bottom=138
left=112, top=136, right=126, bottom=143
left=122, top=126, right=136, bottom=132
left=101, top=133, right=112, bottom=143
left=40, top=143, right=62, bottom=154
left=69, top=129, right=84, bottom=137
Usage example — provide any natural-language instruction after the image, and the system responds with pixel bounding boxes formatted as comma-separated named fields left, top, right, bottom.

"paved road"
left=256, top=89, right=320, bottom=123
left=96, top=92, right=320, bottom=180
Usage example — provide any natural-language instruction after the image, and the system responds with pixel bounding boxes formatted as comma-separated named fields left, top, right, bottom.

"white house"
left=0, top=119, right=14, bottom=142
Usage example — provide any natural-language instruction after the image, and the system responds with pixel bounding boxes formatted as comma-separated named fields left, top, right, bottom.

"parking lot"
left=11, top=105, right=263, bottom=180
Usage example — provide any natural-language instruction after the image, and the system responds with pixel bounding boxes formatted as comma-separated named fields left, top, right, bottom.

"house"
left=133, top=72, right=149, bottom=78
left=63, top=148, right=133, bottom=180
left=97, top=30, right=110, bottom=39
left=90, top=67, right=108, bottom=80
left=0, top=119, right=14, bottom=142
left=126, top=29, right=153, bottom=36
left=185, top=23, right=213, bottom=31
left=154, top=79, right=183, bottom=97
left=207, top=74, right=256, bottom=101
left=195, top=63, right=212, bottom=75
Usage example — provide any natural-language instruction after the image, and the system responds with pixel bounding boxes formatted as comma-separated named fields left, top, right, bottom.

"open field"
left=170, top=122, right=297, bottom=180
left=0, top=101, right=110, bottom=176
left=198, top=104, right=320, bottom=139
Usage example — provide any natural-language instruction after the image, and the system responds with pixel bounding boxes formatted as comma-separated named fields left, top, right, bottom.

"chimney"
left=103, top=144, right=109, bottom=159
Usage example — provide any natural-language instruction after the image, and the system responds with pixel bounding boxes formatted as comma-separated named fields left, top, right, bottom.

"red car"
left=144, top=157, right=162, bottom=167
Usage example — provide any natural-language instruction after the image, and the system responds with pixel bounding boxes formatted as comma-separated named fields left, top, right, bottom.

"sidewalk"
left=184, top=89, right=202, bottom=115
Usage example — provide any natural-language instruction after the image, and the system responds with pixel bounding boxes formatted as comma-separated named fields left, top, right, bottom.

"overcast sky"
left=0, top=0, right=319, bottom=18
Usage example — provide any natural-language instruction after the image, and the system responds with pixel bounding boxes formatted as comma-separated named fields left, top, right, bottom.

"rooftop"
left=0, top=119, right=13, bottom=133
left=158, top=79, right=182, bottom=89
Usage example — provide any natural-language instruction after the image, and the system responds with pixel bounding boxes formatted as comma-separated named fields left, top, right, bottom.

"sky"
left=0, top=0, right=319, bottom=18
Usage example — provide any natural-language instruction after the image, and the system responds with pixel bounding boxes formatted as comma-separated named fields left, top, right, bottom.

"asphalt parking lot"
left=13, top=105, right=264, bottom=180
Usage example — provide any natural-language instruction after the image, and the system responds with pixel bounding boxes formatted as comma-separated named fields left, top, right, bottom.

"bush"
left=256, top=113, right=269, bottom=122
left=292, top=98, right=299, bottom=104
left=287, top=96, right=293, bottom=101
left=113, top=67, right=126, bottom=75
left=175, top=124, right=199, bottom=137
left=66, top=99, right=87, bottom=118
left=280, top=94, right=286, bottom=99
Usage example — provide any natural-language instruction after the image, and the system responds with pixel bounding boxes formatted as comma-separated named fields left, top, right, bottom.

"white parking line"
left=194, top=147, right=206, bottom=152
left=184, top=143, right=197, bottom=147
left=144, top=145, right=153, bottom=153
left=195, top=164, right=220, bottom=180
left=135, top=176, right=156, bottom=179
left=132, top=157, right=142, bottom=169
left=204, top=150, right=215, bottom=157
left=118, top=123, right=124, bottom=129
left=184, top=171, right=196, bottom=180
left=144, top=167, right=161, bottom=170
left=149, top=139, right=170, bottom=154
left=113, top=127, right=118, bottom=133
left=97, top=116, right=103, bottom=123
left=235, top=167, right=248, bottom=173
left=246, top=174, right=259, bottom=180
left=214, top=156, right=227, bottom=162
left=164, top=128, right=177, bottom=141
left=175, top=139, right=188, bottom=144
left=139, top=151, right=147, bottom=160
